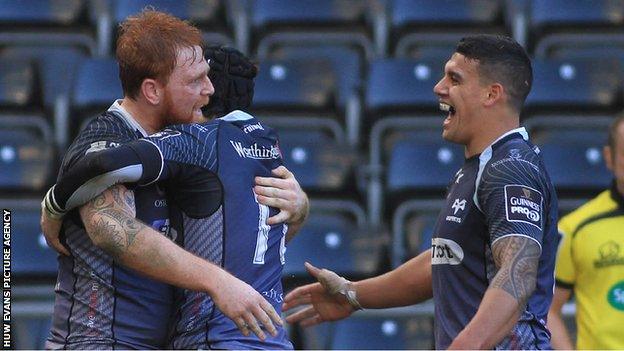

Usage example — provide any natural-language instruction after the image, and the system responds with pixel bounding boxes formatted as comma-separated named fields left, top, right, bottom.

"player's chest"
left=433, top=165, right=487, bottom=250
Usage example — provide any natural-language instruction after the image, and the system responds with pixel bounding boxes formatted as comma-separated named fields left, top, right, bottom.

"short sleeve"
left=554, top=216, right=576, bottom=287
left=478, top=157, right=548, bottom=249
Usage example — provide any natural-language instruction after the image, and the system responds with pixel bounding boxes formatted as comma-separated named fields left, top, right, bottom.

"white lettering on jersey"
left=504, top=184, right=543, bottom=229
left=243, top=123, right=264, bottom=133
left=230, top=141, right=281, bottom=159
left=431, top=238, right=464, bottom=265
left=85, top=141, right=120, bottom=154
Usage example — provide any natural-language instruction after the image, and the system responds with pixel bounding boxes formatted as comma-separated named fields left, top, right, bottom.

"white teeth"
left=439, top=102, right=451, bottom=112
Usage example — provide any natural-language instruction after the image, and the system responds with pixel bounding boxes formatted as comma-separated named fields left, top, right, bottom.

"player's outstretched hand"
left=254, top=166, right=308, bottom=225
left=212, top=270, right=282, bottom=340
left=283, top=262, right=355, bottom=327
left=40, top=201, right=69, bottom=256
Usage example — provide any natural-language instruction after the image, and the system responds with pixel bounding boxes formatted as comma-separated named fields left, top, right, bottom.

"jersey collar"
left=108, top=99, right=149, bottom=137
left=490, top=127, right=529, bottom=150
left=218, top=110, right=254, bottom=122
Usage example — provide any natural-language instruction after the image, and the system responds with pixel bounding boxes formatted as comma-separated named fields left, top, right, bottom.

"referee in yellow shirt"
left=548, top=115, right=624, bottom=349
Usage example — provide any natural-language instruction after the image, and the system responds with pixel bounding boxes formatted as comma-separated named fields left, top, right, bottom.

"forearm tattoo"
left=82, top=185, right=146, bottom=260
left=491, top=236, right=541, bottom=310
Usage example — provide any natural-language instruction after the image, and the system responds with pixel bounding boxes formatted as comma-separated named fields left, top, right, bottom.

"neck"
left=616, top=180, right=624, bottom=197
left=120, top=97, right=163, bottom=134
left=465, top=111, right=519, bottom=158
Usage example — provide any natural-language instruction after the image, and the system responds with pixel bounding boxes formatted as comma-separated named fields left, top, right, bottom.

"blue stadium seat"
left=2, top=200, right=58, bottom=277
left=0, top=58, right=34, bottom=108
left=253, top=59, right=336, bottom=111
left=72, top=57, right=122, bottom=111
left=391, top=0, right=503, bottom=57
left=250, top=0, right=379, bottom=58
left=390, top=199, right=444, bottom=268
left=530, top=0, right=624, bottom=33
left=0, top=0, right=96, bottom=55
left=1, top=47, right=86, bottom=108
left=112, top=0, right=221, bottom=24
left=386, top=132, right=464, bottom=193
left=330, top=314, right=433, bottom=349
left=279, top=130, right=355, bottom=192
left=0, top=0, right=83, bottom=24
left=366, top=59, right=444, bottom=118
left=0, top=116, right=54, bottom=192
left=283, top=211, right=379, bottom=278
left=536, top=130, right=611, bottom=191
left=525, top=58, right=622, bottom=113
left=265, top=46, right=362, bottom=110
left=531, top=0, right=624, bottom=59
left=14, top=316, right=52, bottom=349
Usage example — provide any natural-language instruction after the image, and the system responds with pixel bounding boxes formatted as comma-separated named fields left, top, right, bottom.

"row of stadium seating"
left=1, top=52, right=622, bottom=143
left=2, top=0, right=623, bottom=57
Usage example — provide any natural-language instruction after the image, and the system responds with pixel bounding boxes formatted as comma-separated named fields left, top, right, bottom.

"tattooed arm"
left=448, top=236, right=541, bottom=349
left=78, top=184, right=283, bottom=340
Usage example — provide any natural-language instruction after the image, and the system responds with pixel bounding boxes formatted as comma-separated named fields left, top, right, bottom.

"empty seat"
left=0, top=116, right=54, bottom=192
left=279, top=130, right=356, bottom=193
left=386, top=132, right=464, bottom=193
left=104, top=0, right=232, bottom=54
left=391, top=0, right=504, bottom=57
left=537, top=130, right=611, bottom=191
left=250, top=0, right=380, bottom=58
left=284, top=209, right=379, bottom=278
left=253, top=58, right=336, bottom=112
left=2, top=199, right=58, bottom=277
left=0, top=0, right=96, bottom=55
left=530, top=0, right=624, bottom=58
left=71, top=57, right=122, bottom=121
left=525, top=58, right=623, bottom=114
left=264, top=45, right=362, bottom=110
left=391, top=199, right=444, bottom=267
left=0, top=46, right=86, bottom=108
left=366, top=59, right=444, bottom=119
left=330, top=314, right=433, bottom=349
left=0, top=58, right=35, bottom=109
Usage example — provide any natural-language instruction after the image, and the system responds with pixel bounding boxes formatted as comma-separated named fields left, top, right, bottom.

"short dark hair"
left=608, top=115, right=624, bottom=149
left=455, top=34, right=532, bottom=113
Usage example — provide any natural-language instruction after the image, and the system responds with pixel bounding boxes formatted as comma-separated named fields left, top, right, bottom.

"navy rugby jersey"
left=431, top=128, right=559, bottom=349
left=46, top=101, right=174, bottom=349
left=48, top=110, right=292, bottom=349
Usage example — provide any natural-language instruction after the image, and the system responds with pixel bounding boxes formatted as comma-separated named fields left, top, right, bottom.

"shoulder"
left=559, top=190, right=617, bottom=236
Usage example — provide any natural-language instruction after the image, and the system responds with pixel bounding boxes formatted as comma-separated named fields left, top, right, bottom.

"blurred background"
left=4, top=0, right=620, bottom=348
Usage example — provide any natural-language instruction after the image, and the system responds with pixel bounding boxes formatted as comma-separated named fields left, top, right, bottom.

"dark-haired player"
left=283, top=34, right=559, bottom=349
left=42, top=46, right=303, bottom=349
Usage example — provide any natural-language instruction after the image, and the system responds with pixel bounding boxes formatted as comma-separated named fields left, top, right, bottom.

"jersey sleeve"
left=143, top=124, right=219, bottom=172
left=554, top=216, right=576, bottom=288
left=478, top=153, right=549, bottom=250
left=46, top=140, right=163, bottom=215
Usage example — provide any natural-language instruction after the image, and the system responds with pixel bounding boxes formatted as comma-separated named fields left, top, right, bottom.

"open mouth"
left=439, top=102, right=456, bottom=115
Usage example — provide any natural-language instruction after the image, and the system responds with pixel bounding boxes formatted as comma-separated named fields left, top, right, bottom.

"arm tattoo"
left=491, top=236, right=541, bottom=310
left=82, top=185, right=144, bottom=259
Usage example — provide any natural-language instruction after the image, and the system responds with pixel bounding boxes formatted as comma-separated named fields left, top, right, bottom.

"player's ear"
left=604, top=145, right=614, bottom=172
left=142, top=78, right=163, bottom=105
left=483, top=83, right=503, bottom=107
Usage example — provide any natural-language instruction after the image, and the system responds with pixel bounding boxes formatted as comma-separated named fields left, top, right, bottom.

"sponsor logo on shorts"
left=431, top=238, right=464, bottom=265
left=230, top=141, right=281, bottom=159
left=504, top=184, right=543, bottom=229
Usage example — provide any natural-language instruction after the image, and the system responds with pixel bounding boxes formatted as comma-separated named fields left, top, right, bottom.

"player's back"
left=47, top=110, right=174, bottom=349
left=147, top=111, right=291, bottom=349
